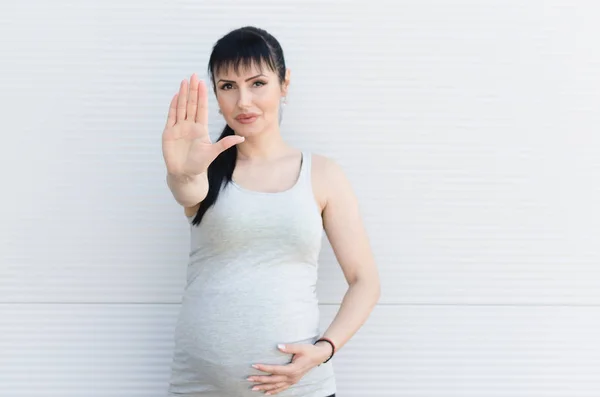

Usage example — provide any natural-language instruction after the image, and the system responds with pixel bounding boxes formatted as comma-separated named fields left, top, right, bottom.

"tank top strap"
left=298, top=150, right=313, bottom=187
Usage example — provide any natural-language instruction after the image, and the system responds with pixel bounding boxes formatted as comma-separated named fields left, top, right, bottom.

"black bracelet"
left=313, top=337, right=335, bottom=365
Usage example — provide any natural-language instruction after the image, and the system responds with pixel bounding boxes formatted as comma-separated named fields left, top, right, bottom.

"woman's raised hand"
left=162, top=73, right=244, bottom=177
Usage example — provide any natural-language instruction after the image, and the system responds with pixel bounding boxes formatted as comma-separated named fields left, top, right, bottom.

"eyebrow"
left=217, top=74, right=266, bottom=84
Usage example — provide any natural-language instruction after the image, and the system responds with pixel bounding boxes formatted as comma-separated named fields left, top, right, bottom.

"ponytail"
left=190, top=125, right=237, bottom=226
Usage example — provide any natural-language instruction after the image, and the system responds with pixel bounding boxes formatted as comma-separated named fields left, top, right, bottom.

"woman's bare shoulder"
left=308, top=153, right=341, bottom=212
left=309, top=152, right=342, bottom=177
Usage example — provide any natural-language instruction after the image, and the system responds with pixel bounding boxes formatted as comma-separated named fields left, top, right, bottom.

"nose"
left=236, top=87, right=252, bottom=109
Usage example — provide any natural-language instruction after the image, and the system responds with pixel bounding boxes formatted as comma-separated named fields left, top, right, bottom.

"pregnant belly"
left=170, top=286, right=325, bottom=394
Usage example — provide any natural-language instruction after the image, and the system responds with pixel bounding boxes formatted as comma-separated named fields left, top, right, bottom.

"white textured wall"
left=1, top=0, right=599, bottom=396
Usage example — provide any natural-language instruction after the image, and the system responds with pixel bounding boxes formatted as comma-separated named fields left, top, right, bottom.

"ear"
left=282, top=68, right=291, bottom=96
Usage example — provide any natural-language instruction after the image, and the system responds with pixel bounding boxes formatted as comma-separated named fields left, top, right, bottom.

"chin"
left=232, top=121, right=265, bottom=137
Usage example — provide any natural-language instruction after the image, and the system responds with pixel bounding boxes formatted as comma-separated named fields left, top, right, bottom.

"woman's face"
left=214, top=62, right=289, bottom=137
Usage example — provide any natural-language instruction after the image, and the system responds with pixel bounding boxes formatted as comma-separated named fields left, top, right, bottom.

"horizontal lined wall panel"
left=1, top=1, right=599, bottom=305
left=1, top=304, right=599, bottom=396
left=1, top=1, right=600, bottom=395
left=331, top=305, right=600, bottom=396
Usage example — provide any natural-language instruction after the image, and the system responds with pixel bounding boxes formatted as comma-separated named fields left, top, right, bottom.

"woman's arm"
left=245, top=157, right=381, bottom=393
left=317, top=157, right=381, bottom=355
left=166, top=171, right=209, bottom=208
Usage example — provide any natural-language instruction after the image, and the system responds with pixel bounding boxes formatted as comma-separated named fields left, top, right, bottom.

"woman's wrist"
left=314, top=341, right=333, bottom=360
left=166, top=171, right=209, bottom=207
left=313, top=338, right=336, bottom=364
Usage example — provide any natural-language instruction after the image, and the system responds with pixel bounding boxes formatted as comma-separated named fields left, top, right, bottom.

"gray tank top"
left=168, top=151, right=337, bottom=397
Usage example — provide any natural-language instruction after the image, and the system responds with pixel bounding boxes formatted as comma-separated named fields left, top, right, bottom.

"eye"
left=253, top=80, right=267, bottom=87
left=219, top=83, right=233, bottom=90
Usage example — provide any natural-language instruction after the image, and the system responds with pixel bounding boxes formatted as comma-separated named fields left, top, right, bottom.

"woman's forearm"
left=166, top=171, right=209, bottom=207
left=317, top=278, right=380, bottom=354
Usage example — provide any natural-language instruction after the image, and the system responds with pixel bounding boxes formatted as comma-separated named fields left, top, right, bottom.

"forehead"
left=215, top=60, right=276, bottom=80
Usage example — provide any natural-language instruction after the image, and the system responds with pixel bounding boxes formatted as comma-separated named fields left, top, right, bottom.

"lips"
left=235, top=113, right=259, bottom=124
left=235, top=113, right=259, bottom=121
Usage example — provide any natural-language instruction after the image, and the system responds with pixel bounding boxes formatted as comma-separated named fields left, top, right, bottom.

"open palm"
left=162, top=73, right=244, bottom=177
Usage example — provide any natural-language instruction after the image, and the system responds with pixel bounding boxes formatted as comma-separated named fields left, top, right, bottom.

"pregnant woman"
left=163, top=26, right=380, bottom=397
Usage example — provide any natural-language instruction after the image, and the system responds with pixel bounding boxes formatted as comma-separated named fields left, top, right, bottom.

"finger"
left=278, top=343, right=306, bottom=354
left=166, top=93, right=178, bottom=128
left=265, top=383, right=290, bottom=395
left=213, top=134, right=245, bottom=156
left=176, top=79, right=188, bottom=122
left=195, top=79, right=208, bottom=125
left=252, top=381, right=289, bottom=393
left=247, top=375, right=287, bottom=384
left=186, top=73, right=198, bottom=121
left=252, top=363, right=292, bottom=376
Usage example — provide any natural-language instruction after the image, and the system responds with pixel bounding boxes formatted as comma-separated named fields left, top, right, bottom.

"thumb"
left=278, top=343, right=306, bottom=354
left=215, top=134, right=245, bottom=154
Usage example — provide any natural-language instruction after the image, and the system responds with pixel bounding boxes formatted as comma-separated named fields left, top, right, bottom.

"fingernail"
left=278, top=344, right=285, bottom=350
left=252, top=364, right=258, bottom=369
